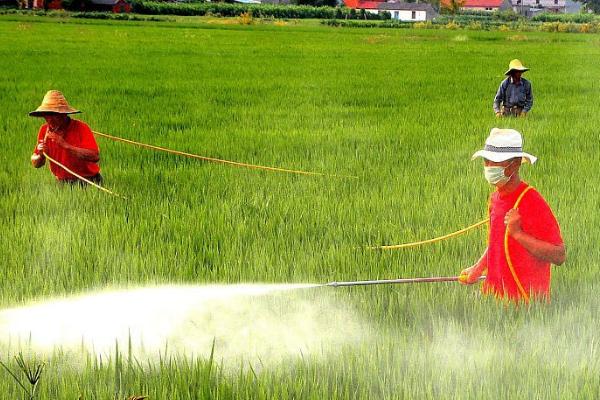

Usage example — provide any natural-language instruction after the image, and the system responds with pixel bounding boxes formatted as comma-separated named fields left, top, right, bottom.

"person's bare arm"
left=511, top=230, right=565, bottom=265
left=66, top=146, right=100, bottom=162
left=506, top=209, right=566, bottom=266
left=46, top=133, right=100, bottom=162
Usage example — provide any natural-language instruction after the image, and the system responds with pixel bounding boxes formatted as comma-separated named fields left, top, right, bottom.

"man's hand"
left=505, top=209, right=523, bottom=236
left=46, top=132, right=71, bottom=150
left=36, top=142, right=47, bottom=155
left=45, top=132, right=99, bottom=162
left=519, top=111, right=527, bottom=118
left=458, top=265, right=483, bottom=285
left=31, top=144, right=46, bottom=168
left=495, top=112, right=502, bottom=118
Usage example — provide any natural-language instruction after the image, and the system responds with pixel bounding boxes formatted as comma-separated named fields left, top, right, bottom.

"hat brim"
left=472, top=150, right=537, bottom=164
left=29, top=109, right=81, bottom=117
left=505, top=67, right=529, bottom=76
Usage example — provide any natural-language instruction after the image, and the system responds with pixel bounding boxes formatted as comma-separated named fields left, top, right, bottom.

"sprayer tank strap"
left=503, top=185, right=534, bottom=302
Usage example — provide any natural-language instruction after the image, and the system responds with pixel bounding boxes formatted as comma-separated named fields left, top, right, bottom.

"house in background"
left=343, top=0, right=437, bottom=21
left=378, top=2, right=438, bottom=21
left=564, top=0, right=582, bottom=13
left=511, top=0, right=566, bottom=15
left=440, top=0, right=511, bottom=11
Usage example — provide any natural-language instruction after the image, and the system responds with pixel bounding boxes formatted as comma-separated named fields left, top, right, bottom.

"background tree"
left=292, top=0, right=338, bottom=7
left=441, top=0, right=465, bottom=14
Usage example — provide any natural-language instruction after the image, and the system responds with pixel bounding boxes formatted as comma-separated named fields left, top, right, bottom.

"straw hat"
left=504, top=59, right=529, bottom=76
left=29, top=90, right=81, bottom=117
left=472, top=128, right=537, bottom=164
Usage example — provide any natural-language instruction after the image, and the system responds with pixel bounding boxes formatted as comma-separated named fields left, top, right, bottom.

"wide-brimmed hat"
left=29, top=90, right=81, bottom=117
left=472, top=128, right=537, bottom=164
left=504, top=59, right=529, bottom=76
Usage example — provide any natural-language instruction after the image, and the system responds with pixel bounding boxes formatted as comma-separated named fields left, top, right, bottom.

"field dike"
left=0, top=284, right=369, bottom=366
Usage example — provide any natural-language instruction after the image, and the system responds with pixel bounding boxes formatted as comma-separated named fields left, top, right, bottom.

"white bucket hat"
left=472, top=128, right=537, bottom=164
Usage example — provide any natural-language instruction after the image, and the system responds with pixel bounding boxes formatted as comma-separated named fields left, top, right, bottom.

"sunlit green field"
left=1, top=15, right=600, bottom=398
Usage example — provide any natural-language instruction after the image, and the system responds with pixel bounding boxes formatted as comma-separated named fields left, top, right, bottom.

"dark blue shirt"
left=493, top=77, right=533, bottom=113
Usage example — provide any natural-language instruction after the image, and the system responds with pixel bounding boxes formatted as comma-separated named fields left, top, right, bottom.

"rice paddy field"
left=1, top=14, right=600, bottom=399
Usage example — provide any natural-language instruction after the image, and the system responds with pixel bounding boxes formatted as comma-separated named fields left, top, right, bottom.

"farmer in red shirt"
left=30, top=90, right=102, bottom=185
left=459, top=128, right=565, bottom=302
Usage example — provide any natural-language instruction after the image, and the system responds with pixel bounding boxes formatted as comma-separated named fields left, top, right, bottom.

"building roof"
left=377, top=1, right=435, bottom=10
left=441, top=0, right=504, bottom=7
left=343, top=0, right=381, bottom=8
left=357, top=0, right=383, bottom=8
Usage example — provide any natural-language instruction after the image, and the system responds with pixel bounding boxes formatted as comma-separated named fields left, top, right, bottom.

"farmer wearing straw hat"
left=29, top=90, right=102, bottom=185
left=493, top=59, right=533, bottom=118
left=459, top=128, right=565, bottom=302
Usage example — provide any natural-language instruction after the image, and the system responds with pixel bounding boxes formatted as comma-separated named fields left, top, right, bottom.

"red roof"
left=357, top=1, right=383, bottom=8
left=440, top=0, right=504, bottom=7
left=343, top=0, right=384, bottom=9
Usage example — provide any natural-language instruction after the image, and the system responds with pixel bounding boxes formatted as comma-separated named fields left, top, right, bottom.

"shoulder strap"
left=504, top=185, right=534, bottom=302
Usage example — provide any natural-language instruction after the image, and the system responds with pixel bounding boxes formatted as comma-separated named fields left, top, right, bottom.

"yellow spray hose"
left=92, top=131, right=358, bottom=179
left=42, top=152, right=127, bottom=199
left=369, top=186, right=534, bottom=301
left=504, top=185, right=533, bottom=302
left=368, top=218, right=489, bottom=250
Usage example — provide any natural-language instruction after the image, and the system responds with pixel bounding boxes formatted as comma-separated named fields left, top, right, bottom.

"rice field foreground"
left=1, top=16, right=600, bottom=399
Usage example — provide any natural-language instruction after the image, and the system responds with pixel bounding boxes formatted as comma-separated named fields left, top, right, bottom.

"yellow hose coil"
left=504, top=185, right=533, bottom=302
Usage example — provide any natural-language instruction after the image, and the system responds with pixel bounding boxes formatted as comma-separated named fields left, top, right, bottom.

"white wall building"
left=377, top=2, right=437, bottom=21
left=511, top=0, right=566, bottom=14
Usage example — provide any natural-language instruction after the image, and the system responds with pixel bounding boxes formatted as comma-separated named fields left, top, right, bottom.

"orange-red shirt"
left=34, top=119, right=100, bottom=180
left=482, top=182, right=563, bottom=301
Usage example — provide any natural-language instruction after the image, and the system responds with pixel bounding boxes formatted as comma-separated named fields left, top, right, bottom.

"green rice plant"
left=0, top=353, right=45, bottom=400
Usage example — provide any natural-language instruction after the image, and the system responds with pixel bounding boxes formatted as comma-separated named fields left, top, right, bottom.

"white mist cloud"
left=0, top=284, right=368, bottom=365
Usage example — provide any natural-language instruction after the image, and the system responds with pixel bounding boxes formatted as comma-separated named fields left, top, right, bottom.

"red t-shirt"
left=33, top=119, right=100, bottom=180
left=482, top=182, right=563, bottom=301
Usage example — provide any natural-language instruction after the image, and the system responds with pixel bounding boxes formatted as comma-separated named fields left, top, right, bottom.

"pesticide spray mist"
left=0, top=284, right=369, bottom=365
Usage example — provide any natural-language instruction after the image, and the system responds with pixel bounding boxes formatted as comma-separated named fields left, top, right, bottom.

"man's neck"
left=497, top=175, right=522, bottom=196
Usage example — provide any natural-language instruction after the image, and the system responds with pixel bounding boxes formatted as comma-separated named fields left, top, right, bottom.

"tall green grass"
left=0, top=16, right=599, bottom=398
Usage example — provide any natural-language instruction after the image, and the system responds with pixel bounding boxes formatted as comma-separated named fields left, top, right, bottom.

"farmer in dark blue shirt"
left=493, top=59, right=533, bottom=118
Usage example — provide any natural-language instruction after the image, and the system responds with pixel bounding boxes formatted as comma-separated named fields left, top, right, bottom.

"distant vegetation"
left=131, top=1, right=391, bottom=19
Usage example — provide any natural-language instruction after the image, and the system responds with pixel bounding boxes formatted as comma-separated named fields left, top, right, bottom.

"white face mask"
left=483, top=162, right=514, bottom=186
